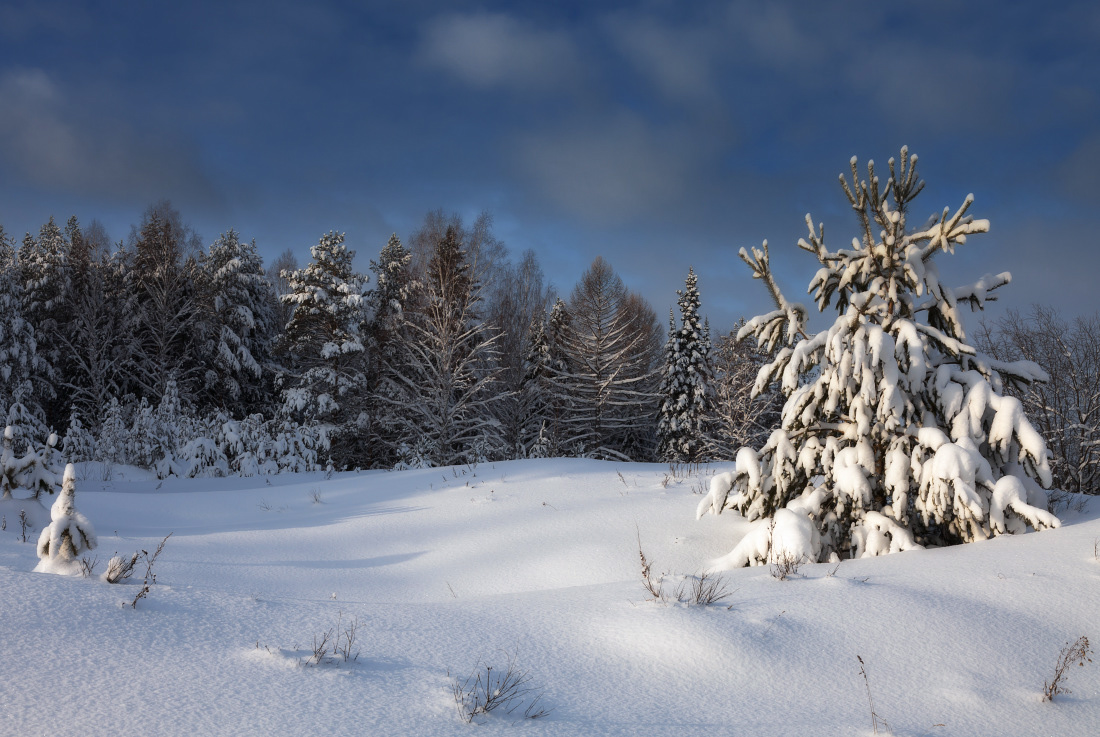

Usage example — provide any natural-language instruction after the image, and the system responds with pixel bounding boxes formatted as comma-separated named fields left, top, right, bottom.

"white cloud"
left=419, top=12, right=582, bottom=91
left=606, top=16, right=718, bottom=106
left=516, top=113, right=709, bottom=223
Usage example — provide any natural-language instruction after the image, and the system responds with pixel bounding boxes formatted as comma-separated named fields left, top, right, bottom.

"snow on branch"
left=706, top=148, right=1058, bottom=569
left=738, top=241, right=808, bottom=349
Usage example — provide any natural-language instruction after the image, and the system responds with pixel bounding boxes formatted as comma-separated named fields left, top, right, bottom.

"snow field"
left=0, top=459, right=1097, bottom=735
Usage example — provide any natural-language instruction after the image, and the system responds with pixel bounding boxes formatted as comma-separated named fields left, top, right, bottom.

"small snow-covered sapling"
left=34, top=464, right=97, bottom=575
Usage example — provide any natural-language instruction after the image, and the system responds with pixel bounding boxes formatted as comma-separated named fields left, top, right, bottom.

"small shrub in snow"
left=297, top=612, right=361, bottom=667
left=79, top=554, right=98, bottom=578
left=699, top=148, right=1060, bottom=567
left=1042, top=636, right=1093, bottom=702
left=102, top=552, right=139, bottom=584
left=34, top=464, right=97, bottom=575
left=638, top=529, right=733, bottom=606
left=674, top=569, right=734, bottom=607
left=770, top=551, right=804, bottom=581
left=18, top=509, right=28, bottom=542
left=450, top=652, right=550, bottom=724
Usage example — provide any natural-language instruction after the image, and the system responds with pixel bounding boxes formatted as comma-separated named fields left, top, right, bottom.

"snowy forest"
left=1, top=151, right=1097, bottom=516
left=0, top=203, right=781, bottom=481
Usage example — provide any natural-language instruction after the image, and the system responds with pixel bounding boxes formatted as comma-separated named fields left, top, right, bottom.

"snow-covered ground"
left=1, top=459, right=1097, bottom=736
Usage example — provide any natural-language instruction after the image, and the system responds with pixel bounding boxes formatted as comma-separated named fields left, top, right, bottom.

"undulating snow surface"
left=1, top=459, right=1097, bottom=736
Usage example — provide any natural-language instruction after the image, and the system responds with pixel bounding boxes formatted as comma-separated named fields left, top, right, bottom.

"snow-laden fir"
left=33, top=463, right=95, bottom=575
left=656, top=266, right=711, bottom=464
left=699, top=149, right=1060, bottom=567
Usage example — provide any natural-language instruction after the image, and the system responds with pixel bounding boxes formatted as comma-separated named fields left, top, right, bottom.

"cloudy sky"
left=1, top=0, right=1097, bottom=332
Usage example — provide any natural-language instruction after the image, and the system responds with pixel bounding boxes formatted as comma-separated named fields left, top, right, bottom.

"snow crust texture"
left=1, top=460, right=1097, bottom=736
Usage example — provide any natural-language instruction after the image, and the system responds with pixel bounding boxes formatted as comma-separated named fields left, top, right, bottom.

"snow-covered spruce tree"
left=34, top=463, right=96, bottom=575
left=656, top=267, right=711, bottom=463
left=369, top=233, right=415, bottom=339
left=197, top=230, right=279, bottom=415
left=520, top=314, right=553, bottom=456
left=381, top=225, right=503, bottom=467
left=698, top=148, right=1059, bottom=567
left=279, top=231, right=368, bottom=433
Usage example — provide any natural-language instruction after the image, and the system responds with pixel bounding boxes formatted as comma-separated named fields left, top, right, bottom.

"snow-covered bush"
left=179, top=435, right=229, bottom=478
left=34, top=464, right=96, bottom=575
left=20, top=432, right=62, bottom=500
left=97, top=397, right=130, bottom=466
left=699, top=148, right=1060, bottom=567
left=61, top=409, right=97, bottom=463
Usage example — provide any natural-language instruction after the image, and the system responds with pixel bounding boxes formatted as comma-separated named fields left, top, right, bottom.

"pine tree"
left=129, top=203, right=205, bottom=401
left=20, top=432, right=63, bottom=501
left=279, top=231, right=368, bottom=430
left=34, top=464, right=96, bottom=575
left=368, top=233, right=414, bottom=337
left=656, top=267, right=711, bottom=463
left=381, top=226, right=503, bottom=466
left=521, top=314, right=553, bottom=457
left=699, top=148, right=1059, bottom=567
left=197, top=230, right=279, bottom=415
left=364, top=233, right=415, bottom=465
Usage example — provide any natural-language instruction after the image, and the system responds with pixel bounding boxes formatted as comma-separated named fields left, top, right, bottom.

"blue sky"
left=1, top=0, right=1097, bottom=332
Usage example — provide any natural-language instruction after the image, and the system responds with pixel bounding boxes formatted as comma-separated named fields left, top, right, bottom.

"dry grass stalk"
left=1043, top=636, right=1093, bottom=702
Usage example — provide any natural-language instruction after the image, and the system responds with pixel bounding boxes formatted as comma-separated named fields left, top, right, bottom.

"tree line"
left=0, top=203, right=777, bottom=476
left=0, top=199, right=1095, bottom=495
